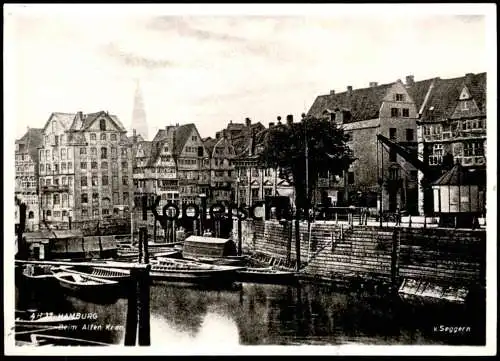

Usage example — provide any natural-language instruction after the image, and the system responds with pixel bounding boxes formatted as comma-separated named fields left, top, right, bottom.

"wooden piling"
left=391, top=228, right=401, bottom=294
left=124, top=268, right=138, bottom=346
left=138, top=228, right=143, bottom=264
left=237, top=218, right=242, bottom=256
left=137, top=264, right=151, bottom=346
left=141, top=227, right=149, bottom=264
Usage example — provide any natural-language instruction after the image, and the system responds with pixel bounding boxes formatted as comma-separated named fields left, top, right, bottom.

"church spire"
left=131, top=79, right=148, bottom=140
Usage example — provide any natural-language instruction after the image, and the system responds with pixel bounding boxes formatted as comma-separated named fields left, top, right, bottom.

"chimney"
left=269, top=122, right=275, bottom=128
left=369, top=82, right=378, bottom=88
left=406, top=75, right=415, bottom=86
left=347, top=86, right=353, bottom=95
left=216, top=132, right=221, bottom=140
left=245, top=117, right=251, bottom=127
left=229, top=120, right=233, bottom=124
left=286, top=114, right=293, bottom=125
left=330, top=90, right=335, bottom=95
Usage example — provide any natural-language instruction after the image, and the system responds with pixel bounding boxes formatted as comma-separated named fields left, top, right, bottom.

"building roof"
left=16, top=128, right=44, bottom=162
left=420, top=72, right=486, bottom=123
left=307, top=72, right=486, bottom=124
left=433, top=163, right=482, bottom=186
left=307, top=82, right=395, bottom=122
left=203, top=137, right=218, bottom=156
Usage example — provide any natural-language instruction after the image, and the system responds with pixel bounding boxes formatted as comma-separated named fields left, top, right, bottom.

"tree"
left=258, top=115, right=355, bottom=270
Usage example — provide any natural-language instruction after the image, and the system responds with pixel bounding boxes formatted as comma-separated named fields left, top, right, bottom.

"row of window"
left=424, top=120, right=484, bottom=136
left=40, top=176, right=73, bottom=187
left=80, top=161, right=128, bottom=170
left=40, top=162, right=73, bottom=173
left=89, top=132, right=120, bottom=142
left=80, top=146, right=127, bottom=158
left=81, top=175, right=129, bottom=187
left=388, top=128, right=414, bottom=141
left=178, top=158, right=198, bottom=165
left=390, top=108, right=410, bottom=118
left=43, top=210, right=70, bottom=218
left=80, top=192, right=129, bottom=205
left=15, top=165, right=35, bottom=173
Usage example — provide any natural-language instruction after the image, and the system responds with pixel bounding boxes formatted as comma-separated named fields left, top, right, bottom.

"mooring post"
left=153, top=219, right=157, bottom=243
left=138, top=228, right=144, bottom=264
left=124, top=268, right=138, bottom=346
left=137, top=264, right=151, bottom=346
left=237, top=218, right=242, bottom=256
left=142, top=227, right=149, bottom=264
left=391, top=228, right=401, bottom=295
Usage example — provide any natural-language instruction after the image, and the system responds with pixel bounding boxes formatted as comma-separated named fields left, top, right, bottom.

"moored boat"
left=21, top=264, right=58, bottom=287
left=181, top=236, right=247, bottom=266
left=22, top=333, right=112, bottom=346
left=52, top=269, right=120, bottom=295
left=149, top=257, right=243, bottom=284
left=236, top=266, right=297, bottom=284
left=398, top=278, right=469, bottom=306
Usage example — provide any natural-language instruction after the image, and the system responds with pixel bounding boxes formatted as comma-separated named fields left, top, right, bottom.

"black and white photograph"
left=3, top=3, right=496, bottom=356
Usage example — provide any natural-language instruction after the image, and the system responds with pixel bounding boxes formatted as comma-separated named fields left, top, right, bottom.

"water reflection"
left=16, top=280, right=484, bottom=347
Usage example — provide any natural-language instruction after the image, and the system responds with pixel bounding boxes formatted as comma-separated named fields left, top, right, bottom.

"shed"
left=432, top=163, right=484, bottom=228
left=182, top=236, right=237, bottom=259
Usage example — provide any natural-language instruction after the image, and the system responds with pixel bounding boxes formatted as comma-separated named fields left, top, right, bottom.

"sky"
left=4, top=4, right=494, bottom=140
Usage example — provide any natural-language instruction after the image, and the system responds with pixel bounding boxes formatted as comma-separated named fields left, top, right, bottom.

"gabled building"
left=307, top=72, right=487, bottom=216
left=416, top=72, right=486, bottom=215
left=15, top=128, right=44, bottom=231
left=38, top=111, right=134, bottom=229
left=208, top=130, right=237, bottom=205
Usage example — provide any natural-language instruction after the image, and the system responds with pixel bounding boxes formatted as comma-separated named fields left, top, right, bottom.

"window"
left=54, top=194, right=60, bottom=205
left=123, top=192, right=129, bottom=204
left=113, top=176, right=118, bottom=187
left=460, top=101, right=469, bottom=111
left=62, top=210, right=68, bottom=217
left=93, top=209, right=99, bottom=217
left=81, top=177, right=88, bottom=187
left=406, top=129, right=414, bottom=141
left=61, top=148, right=66, bottom=160
left=389, top=128, right=397, bottom=140
left=464, top=142, right=484, bottom=156
left=62, top=176, right=67, bottom=185
left=46, top=178, right=51, bottom=185
left=111, top=147, right=117, bottom=157
left=68, top=177, right=73, bottom=187
left=80, top=147, right=86, bottom=155
left=410, top=171, right=418, bottom=180
left=68, top=162, right=72, bottom=169
left=192, top=135, right=198, bottom=141
left=121, top=148, right=127, bottom=156
left=28, top=211, right=34, bottom=219
left=61, top=163, right=66, bottom=171
left=102, top=209, right=109, bottom=216
left=40, top=164, right=45, bottom=172
left=402, top=108, right=410, bottom=117
left=102, top=161, right=108, bottom=169
left=62, top=194, right=68, bottom=207
left=112, top=162, right=118, bottom=172
left=391, top=108, right=399, bottom=117
left=394, top=93, right=405, bottom=102
left=101, top=147, right=107, bottom=159
left=121, top=161, right=127, bottom=169
left=101, top=133, right=106, bottom=141
left=348, top=171, right=354, bottom=184
left=90, top=133, right=96, bottom=141
left=122, top=176, right=128, bottom=185
left=100, top=119, right=106, bottom=131
left=264, top=188, right=272, bottom=196
left=197, top=146, right=204, bottom=157
left=91, top=147, right=97, bottom=157
left=102, top=175, right=109, bottom=186
left=251, top=189, right=259, bottom=198
left=46, top=164, right=51, bottom=172
left=82, top=209, right=88, bottom=217
left=92, top=176, right=98, bottom=186
left=111, top=133, right=117, bottom=141
left=53, top=211, right=61, bottom=218
left=91, top=161, right=97, bottom=169
left=113, top=192, right=119, bottom=204
left=389, top=167, right=400, bottom=180
left=46, top=210, right=52, bottom=217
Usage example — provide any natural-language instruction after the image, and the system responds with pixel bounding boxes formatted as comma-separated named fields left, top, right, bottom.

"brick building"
left=38, top=111, right=134, bottom=228
left=15, top=128, right=43, bottom=231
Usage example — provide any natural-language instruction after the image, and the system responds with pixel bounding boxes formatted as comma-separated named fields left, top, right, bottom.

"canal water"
left=14, top=280, right=485, bottom=347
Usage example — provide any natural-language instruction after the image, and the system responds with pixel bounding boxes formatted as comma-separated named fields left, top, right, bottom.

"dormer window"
left=99, top=119, right=106, bottom=131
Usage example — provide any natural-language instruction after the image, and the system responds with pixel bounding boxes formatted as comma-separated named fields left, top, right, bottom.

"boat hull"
left=236, top=268, right=298, bottom=284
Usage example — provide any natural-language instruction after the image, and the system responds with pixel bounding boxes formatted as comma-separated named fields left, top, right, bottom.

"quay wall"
left=234, top=220, right=486, bottom=287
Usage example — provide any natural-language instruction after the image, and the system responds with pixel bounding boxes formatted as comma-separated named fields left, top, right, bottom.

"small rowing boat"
left=52, top=269, right=119, bottom=294
left=236, top=266, right=297, bottom=284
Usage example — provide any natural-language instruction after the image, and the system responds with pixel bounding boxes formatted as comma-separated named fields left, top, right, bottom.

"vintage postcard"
left=3, top=3, right=497, bottom=356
